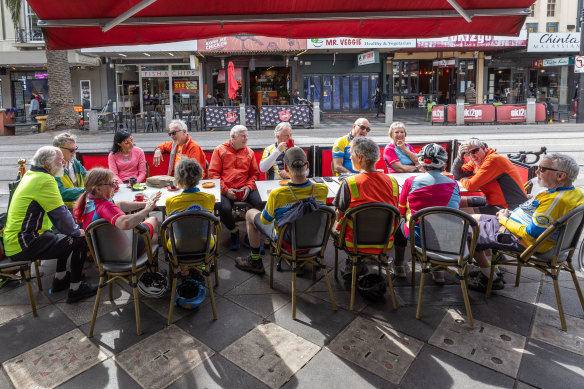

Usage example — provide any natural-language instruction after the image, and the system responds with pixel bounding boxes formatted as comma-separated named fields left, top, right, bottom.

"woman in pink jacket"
left=108, top=130, right=147, bottom=183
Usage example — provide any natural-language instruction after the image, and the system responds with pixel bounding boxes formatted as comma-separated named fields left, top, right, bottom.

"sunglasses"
left=537, top=166, right=563, bottom=174
left=60, top=146, right=78, bottom=153
left=168, top=130, right=182, bottom=136
left=102, top=182, right=117, bottom=188
left=466, top=148, right=481, bottom=156
left=357, top=124, right=371, bottom=132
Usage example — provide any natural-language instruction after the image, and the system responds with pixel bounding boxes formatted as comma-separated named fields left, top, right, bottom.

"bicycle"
left=507, top=146, right=547, bottom=165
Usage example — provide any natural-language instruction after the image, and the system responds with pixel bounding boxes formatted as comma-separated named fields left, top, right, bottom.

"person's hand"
left=457, top=144, right=468, bottom=159
left=241, top=186, right=250, bottom=200
left=395, top=139, right=405, bottom=149
left=153, top=149, right=163, bottom=167
left=226, top=188, right=237, bottom=200
left=279, top=169, right=290, bottom=179
left=145, top=192, right=161, bottom=212
left=78, top=229, right=85, bottom=238
left=277, top=142, right=287, bottom=153
left=496, top=208, right=511, bottom=220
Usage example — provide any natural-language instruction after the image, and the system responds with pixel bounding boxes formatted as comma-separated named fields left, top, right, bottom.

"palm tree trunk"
left=45, top=49, right=79, bottom=131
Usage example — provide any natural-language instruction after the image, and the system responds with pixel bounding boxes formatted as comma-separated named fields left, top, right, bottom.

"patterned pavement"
left=1, top=224, right=584, bottom=388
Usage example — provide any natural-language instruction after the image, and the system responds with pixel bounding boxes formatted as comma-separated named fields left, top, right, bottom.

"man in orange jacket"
left=153, top=119, right=207, bottom=177
left=208, top=125, right=261, bottom=250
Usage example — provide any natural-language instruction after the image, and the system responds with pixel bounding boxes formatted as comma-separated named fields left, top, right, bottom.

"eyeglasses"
left=537, top=166, right=563, bottom=174
left=60, top=146, right=78, bottom=153
left=102, top=182, right=117, bottom=188
left=168, top=130, right=182, bottom=136
left=466, top=148, right=481, bottom=156
left=357, top=124, right=371, bottom=132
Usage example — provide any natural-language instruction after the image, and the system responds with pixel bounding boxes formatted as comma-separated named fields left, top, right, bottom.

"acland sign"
left=527, top=33, right=580, bottom=52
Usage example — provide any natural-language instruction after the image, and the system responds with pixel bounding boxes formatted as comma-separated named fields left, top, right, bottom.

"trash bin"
left=36, top=115, right=48, bottom=133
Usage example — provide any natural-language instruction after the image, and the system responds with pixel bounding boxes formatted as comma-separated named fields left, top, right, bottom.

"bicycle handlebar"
left=507, top=146, right=547, bottom=165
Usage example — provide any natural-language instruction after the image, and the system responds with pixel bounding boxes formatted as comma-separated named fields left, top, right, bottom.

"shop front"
left=9, top=69, right=49, bottom=121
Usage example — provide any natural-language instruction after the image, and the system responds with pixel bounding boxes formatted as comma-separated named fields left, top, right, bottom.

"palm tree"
left=5, top=0, right=79, bottom=130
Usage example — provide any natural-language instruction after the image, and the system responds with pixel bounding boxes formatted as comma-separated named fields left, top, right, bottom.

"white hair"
left=230, top=125, right=248, bottom=137
left=31, top=146, right=59, bottom=168
left=169, top=119, right=188, bottom=132
left=542, top=153, right=580, bottom=183
left=274, top=122, right=292, bottom=137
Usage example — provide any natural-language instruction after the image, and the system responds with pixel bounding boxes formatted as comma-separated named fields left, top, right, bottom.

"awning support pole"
left=447, top=0, right=472, bottom=23
left=102, top=0, right=159, bottom=32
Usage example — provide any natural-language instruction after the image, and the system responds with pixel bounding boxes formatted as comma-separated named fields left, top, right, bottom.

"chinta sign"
left=527, top=33, right=580, bottom=53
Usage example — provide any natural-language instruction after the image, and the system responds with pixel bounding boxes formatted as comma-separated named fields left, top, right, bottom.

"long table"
left=113, top=179, right=221, bottom=208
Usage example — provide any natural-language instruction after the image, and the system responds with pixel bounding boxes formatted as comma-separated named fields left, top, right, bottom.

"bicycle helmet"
left=418, top=143, right=448, bottom=170
left=137, top=271, right=168, bottom=298
left=175, top=279, right=206, bottom=310
left=357, top=274, right=387, bottom=301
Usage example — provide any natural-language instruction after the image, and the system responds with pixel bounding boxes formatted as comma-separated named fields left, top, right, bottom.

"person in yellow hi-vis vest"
left=52, top=132, right=87, bottom=208
left=333, top=137, right=399, bottom=279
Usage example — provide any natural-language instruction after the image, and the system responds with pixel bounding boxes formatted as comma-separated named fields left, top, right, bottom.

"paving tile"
left=225, top=292, right=291, bottom=318
left=78, top=302, right=167, bottom=356
left=499, top=264, right=543, bottom=283
left=115, top=325, right=214, bottom=389
left=267, top=258, right=328, bottom=293
left=531, top=306, right=584, bottom=356
left=169, top=353, right=268, bottom=389
left=470, top=295, right=536, bottom=337
left=141, top=290, right=209, bottom=324
left=3, top=328, right=107, bottom=389
left=428, top=309, right=526, bottom=377
left=401, top=344, right=515, bottom=388
left=328, top=316, right=424, bottom=384
left=221, top=322, right=320, bottom=389
left=489, top=279, right=541, bottom=305
left=283, top=348, right=394, bottom=388
left=268, top=293, right=356, bottom=347
left=308, top=289, right=369, bottom=312
left=0, top=305, right=76, bottom=363
left=0, top=282, right=50, bottom=326
left=362, top=304, right=447, bottom=343
left=225, top=272, right=294, bottom=296
left=176, top=295, right=263, bottom=351
left=55, top=283, right=134, bottom=326
left=57, top=358, right=140, bottom=389
left=538, top=281, right=584, bottom=319
left=396, top=284, right=486, bottom=307
left=0, top=368, right=13, bottom=389
left=212, top=252, right=256, bottom=295
left=515, top=381, right=538, bottom=389
left=518, top=339, right=584, bottom=389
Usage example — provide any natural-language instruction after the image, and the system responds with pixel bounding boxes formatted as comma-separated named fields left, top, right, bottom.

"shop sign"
left=173, top=80, right=198, bottom=93
left=307, top=37, right=415, bottom=49
left=418, top=32, right=526, bottom=49
left=463, top=105, right=496, bottom=123
left=431, top=105, right=445, bottom=123
left=217, top=68, right=242, bottom=84
left=496, top=104, right=527, bottom=123
left=575, top=56, right=584, bottom=73
left=358, top=51, right=378, bottom=66
left=432, top=58, right=457, bottom=68
left=141, top=70, right=198, bottom=77
left=527, top=33, right=580, bottom=53
left=198, top=36, right=306, bottom=52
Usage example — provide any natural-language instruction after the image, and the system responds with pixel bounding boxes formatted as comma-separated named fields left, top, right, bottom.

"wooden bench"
left=3, top=122, right=41, bottom=136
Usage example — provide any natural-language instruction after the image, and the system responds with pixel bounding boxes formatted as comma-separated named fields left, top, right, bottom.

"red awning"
left=27, top=0, right=535, bottom=50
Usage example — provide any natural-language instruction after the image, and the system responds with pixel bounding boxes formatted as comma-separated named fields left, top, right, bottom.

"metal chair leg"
left=385, top=265, right=398, bottom=310
left=269, top=253, right=275, bottom=289
left=349, top=258, right=358, bottom=311
left=291, top=262, right=297, bottom=319
left=568, top=264, right=584, bottom=311
left=552, top=274, right=567, bottom=331
left=34, top=260, right=43, bottom=291
left=89, top=277, right=105, bottom=337
left=131, top=273, right=142, bottom=336
left=515, top=263, right=522, bottom=287
left=334, top=246, right=338, bottom=279
left=207, top=273, right=218, bottom=320
left=415, top=267, right=427, bottom=320
left=322, top=266, right=337, bottom=311
left=167, top=270, right=179, bottom=326
left=24, top=268, right=38, bottom=317
left=459, top=268, right=474, bottom=329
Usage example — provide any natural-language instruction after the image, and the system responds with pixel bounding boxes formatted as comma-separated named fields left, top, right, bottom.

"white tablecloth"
left=113, top=179, right=221, bottom=208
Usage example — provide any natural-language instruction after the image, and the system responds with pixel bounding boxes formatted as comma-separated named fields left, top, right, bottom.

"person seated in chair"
left=452, top=137, right=527, bottom=215
left=4, top=146, right=96, bottom=304
left=469, top=153, right=584, bottom=292
left=208, top=125, right=262, bottom=250
left=235, top=147, right=327, bottom=274
left=108, top=130, right=147, bottom=184
left=153, top=119, right=207, bottom=177
left=332, top=118, right=370, bottom=175
left=259, top=122, right=293, bottom=180
left=53, top=132, right=87, bottom=208
left=333, top=137, right=400, bottom=279
left=73, top=168, right=161, bottom=255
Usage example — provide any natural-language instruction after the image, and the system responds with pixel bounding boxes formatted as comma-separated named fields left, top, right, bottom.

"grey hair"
left=52, top=132, right=76, bottom=148
left=388, top=122, right=406, bottom=138
left=169, top=119, right=188, bottom=132
left=352, top=137, right=379, bottom=167
left=466, top=137, right=487, bottom=149
left=274, top=122, right=292, bottom=137
left=542, top=153, right=579, bottom=183
left=31, top=146, right=59, bottom=168
left=174, top=158, right=203, bottom=189
left=230, top=125, right=248, bottom=137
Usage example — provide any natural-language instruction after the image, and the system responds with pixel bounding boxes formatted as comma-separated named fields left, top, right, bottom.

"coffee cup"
left=129, top=177, right=137, bottom=186
left=134, top=192, right=145, bottom=202
left=286, top=138, right=295, bottom=148
left=235, top=190, right=245, bottom=201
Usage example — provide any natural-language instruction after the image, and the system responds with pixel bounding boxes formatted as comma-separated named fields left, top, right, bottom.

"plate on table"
left=279, top=180, right=290, bottom=186
left=201, top=182, right=215, bottom=188
left=166, top=185, right=180, bottom=191
left=132, top=183, right=147, bottom=191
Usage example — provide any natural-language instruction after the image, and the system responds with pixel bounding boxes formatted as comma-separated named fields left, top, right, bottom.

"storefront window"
left=10, top=71, right=49, bottom=119
left=527, top=23, right=538, bottom=33
left=171, top=64, right=198, bottom=113
left=141, top=65, right=169, bottom=113
left=546, top=22, right=558, bottom=33
left=303, top=73, right=378, bottom=112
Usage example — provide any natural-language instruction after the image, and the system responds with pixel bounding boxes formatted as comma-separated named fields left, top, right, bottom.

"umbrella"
left=228, top=61, right=238, bottom=100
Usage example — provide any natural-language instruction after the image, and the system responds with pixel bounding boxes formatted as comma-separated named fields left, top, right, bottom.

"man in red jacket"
left=209, top=125, right=261, bottom=250
left=153, top=119, right=207, bottom=177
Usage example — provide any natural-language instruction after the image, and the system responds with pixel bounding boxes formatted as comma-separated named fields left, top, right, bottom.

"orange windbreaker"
left=156, top=135, right=207, bottom=178
left=208, top=141, right=259, bottom=194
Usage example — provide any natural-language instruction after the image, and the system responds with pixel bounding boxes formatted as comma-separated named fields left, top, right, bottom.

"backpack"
left=277, top=184, right=318, bottom=252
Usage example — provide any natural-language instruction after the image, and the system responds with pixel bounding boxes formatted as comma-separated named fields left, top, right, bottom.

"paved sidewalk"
left=1, top=224, right=584, bottom=388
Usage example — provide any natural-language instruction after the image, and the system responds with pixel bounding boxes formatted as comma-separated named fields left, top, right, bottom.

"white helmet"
left=137, top=271, right=168, bottom=298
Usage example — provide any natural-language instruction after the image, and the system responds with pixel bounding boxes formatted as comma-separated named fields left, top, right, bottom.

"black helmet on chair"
left=137, top=271, right=168, bottom=298
left=357, top=274, right=387, bottom=301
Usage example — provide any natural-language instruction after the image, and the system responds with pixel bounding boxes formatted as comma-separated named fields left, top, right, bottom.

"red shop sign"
left=464, top=105, right=495, bottom=123
left=496, top=104, right=527, bottom=123
left=447, top=105, right=457, bottom=122
left=431, top=105, right=445, bottom=123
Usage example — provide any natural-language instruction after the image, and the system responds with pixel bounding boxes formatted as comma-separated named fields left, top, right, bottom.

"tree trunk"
left=45, top=49, right=78, bottom=131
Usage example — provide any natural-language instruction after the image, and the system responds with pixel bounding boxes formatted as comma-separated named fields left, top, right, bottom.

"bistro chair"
left=409, top=207, right=479, bottom=329
left=0, top=258, right=38, bottom=317
left=487, top=205, right=584, bottom=331
left=269, top=205, right=337, bottom=319
left=161, top=210, right=221, bottom=324
left=334, top=202, right=401, bottom=311
left=85, top=219, right=159, bottom=337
